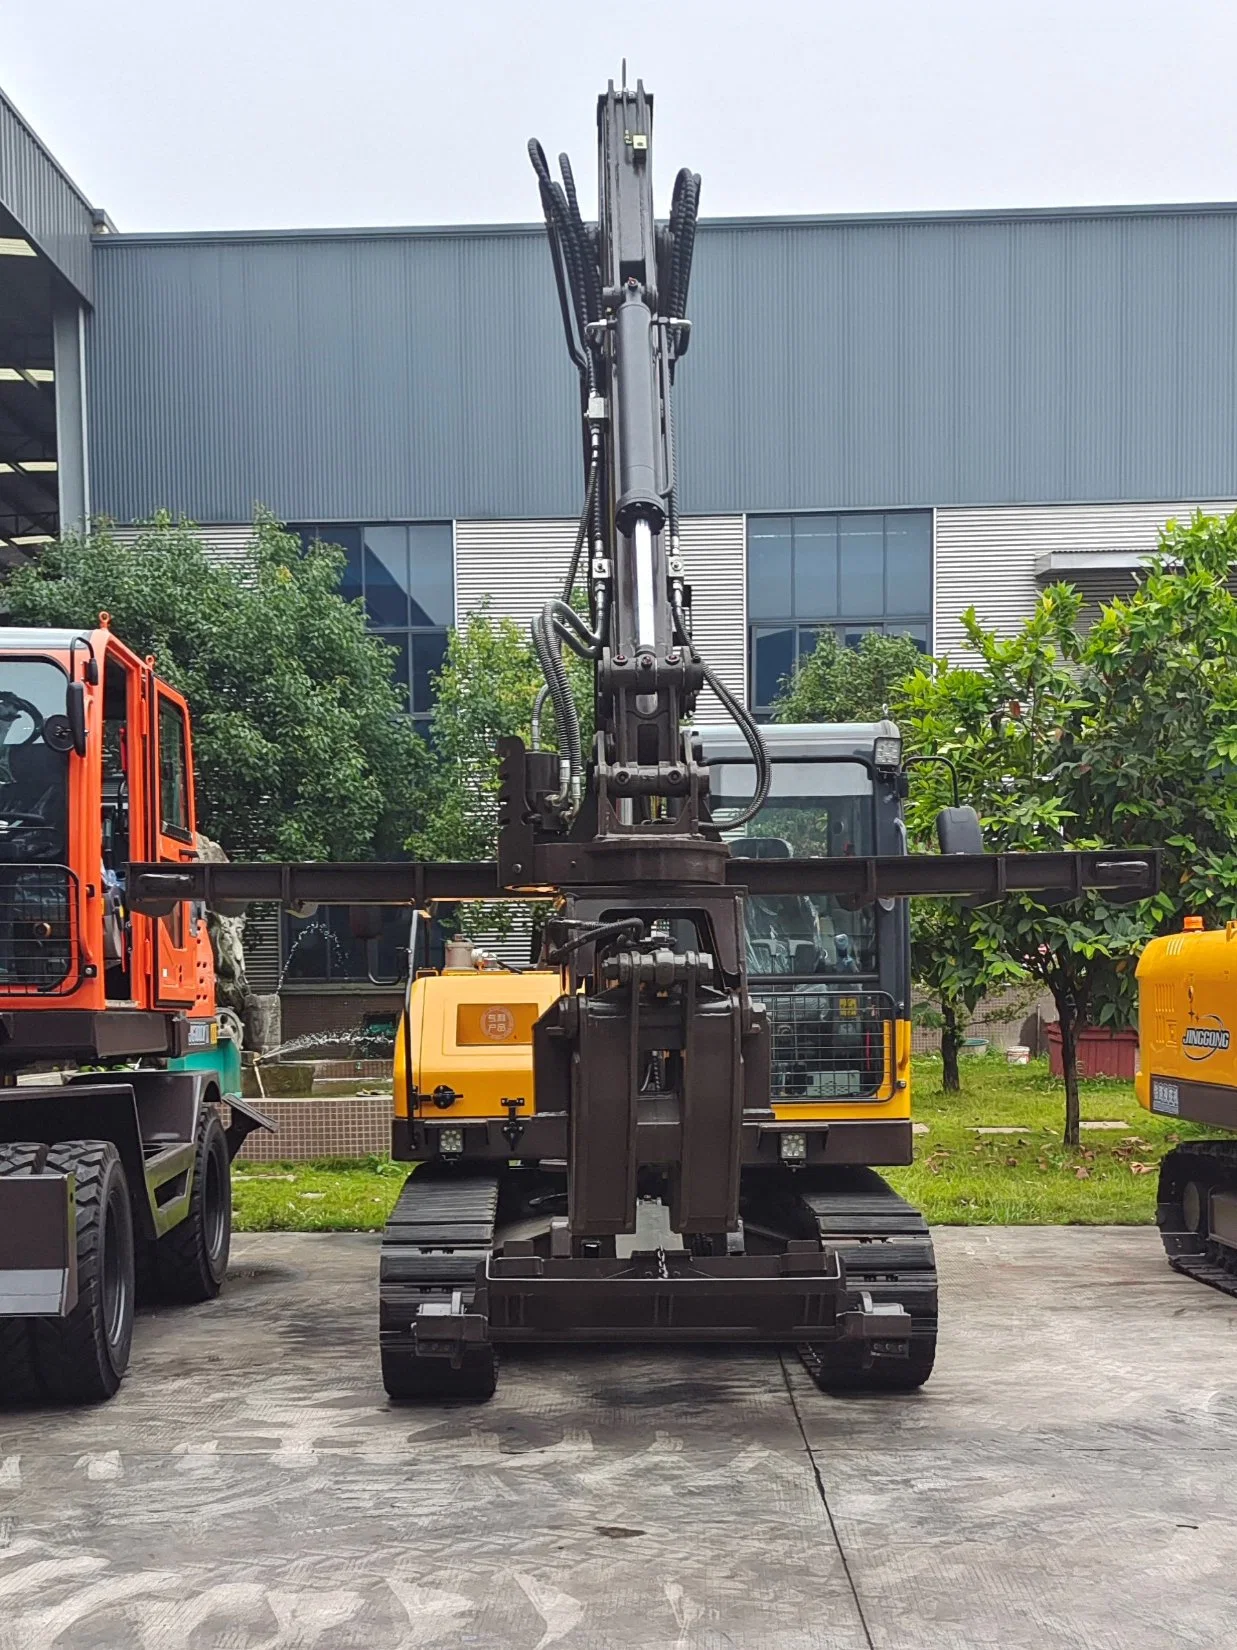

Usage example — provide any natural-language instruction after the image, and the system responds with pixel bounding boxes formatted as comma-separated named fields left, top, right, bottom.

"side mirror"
left=66, top=682, right=88, bottom=758
left=936, top=805, right=984, bottom=856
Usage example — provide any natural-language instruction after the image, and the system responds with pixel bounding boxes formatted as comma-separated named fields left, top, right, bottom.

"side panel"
left=1136, top=928, right=1237, bottom=1121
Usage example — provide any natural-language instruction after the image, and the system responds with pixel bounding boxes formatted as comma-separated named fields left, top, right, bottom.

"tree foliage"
left=409, top=605, right=592, bottom=936
left=3, top=514, right=429, bottom=860
left=772, top=629, right=925, bottom=724
left=898, top=511, right=1237, bottom=1137
left=772, top=626, right=1019, bottom=1093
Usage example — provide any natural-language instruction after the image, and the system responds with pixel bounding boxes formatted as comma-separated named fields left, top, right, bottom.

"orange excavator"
left=0, top=620, right=268, bottom=1401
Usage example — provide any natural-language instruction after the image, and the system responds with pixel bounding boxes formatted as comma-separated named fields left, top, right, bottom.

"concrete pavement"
left=0, top=1227, right=1232, bottom=1649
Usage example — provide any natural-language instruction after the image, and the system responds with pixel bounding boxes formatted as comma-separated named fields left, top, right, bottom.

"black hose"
left=559, top=152, right=603, bottom=325
left=531, top=606, right=583, bottom=805
left=561, top=462, right=598, bottom=602
left=546, top=917, right=645, bottom=966
left=668, top=169, right=700, bottom=319
left=671, top=591, right=770, bottom=828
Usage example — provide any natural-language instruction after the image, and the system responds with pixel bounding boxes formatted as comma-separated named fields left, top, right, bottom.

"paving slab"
left=0, top=1226, right=1232, bottom=1649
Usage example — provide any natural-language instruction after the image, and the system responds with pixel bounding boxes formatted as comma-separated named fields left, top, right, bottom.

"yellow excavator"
left=1136, top=915, right=1237, bottom=1292
left=130, top=77, right=1158, bottom=1403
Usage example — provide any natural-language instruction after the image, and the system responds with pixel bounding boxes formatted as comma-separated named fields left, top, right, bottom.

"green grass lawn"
left=230, top=1054, right=1211, bottom=1233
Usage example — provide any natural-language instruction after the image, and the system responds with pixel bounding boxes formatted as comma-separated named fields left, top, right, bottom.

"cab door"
left=150, top=685, right=198, bottom=1006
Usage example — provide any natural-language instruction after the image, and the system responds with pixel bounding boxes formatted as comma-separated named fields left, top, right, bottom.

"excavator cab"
left=708, top=722, right=910, bottom=1112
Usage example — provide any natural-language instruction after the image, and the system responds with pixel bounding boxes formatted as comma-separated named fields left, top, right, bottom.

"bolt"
left=512, top=862, right=523, bottom=874
left=638, top=654, right=654, bottom=670
left=615, top=654, right=627, bottom=665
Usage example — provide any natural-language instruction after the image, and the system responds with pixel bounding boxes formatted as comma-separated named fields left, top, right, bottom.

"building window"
left=747, top=511, right=932, bottom=716
left=292, top=523, right=453, bottom=737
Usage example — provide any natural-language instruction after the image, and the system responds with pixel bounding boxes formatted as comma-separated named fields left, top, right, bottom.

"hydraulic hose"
left=671, top=589, right=770, bottom=828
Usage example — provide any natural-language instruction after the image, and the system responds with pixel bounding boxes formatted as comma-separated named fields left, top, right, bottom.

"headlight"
left=873, top=735, right=902, bottom=773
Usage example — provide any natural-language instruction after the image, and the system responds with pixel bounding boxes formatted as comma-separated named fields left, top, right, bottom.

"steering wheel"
left=0, top=813, right=53, bottom=830
left=0, top=692, right=44, bottom=747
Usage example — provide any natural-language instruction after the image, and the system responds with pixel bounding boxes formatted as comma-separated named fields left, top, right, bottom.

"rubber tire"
left=155, top=1105, right=231, bottom=1304
left=382, top=1344, right=498, bottom=1404
left=31, top=1141, right=136, bottom=1403
left=0, top=1143, right=50, bottom=1402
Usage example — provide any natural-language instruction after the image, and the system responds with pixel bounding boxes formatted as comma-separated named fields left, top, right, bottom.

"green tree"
left=1074, top=510, right=1237, bottom=924
left=899, top=586, right=1153, bottom=1144
left=3, top=513, right=428, bottom=860
left=909, top=905, right=1028, bottom=1094
left=410, top=604, right=591, bottom=934
left=773, top=629, right=925, bottom=724
left=774, top=626, right=1020, bottom=1094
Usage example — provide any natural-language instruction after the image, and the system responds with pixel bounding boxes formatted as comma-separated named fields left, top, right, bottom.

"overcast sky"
left=2, top=0, right=1235, bottom=232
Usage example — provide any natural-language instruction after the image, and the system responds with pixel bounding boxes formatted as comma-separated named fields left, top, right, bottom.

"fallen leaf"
left=1075, top=1166, right=1091, bottom=1179
left=1005, top=1157, right=1019, bottom=1167
left=298, top=1192, right=327, bottom=1200
left=1129, top=1162, right=1156, bottom=1175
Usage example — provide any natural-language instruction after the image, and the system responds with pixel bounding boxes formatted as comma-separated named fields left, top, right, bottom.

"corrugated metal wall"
left=89, top=206, right=1237, bottom=526
left=454, top=513, right=745, bottom=717
left=88, top=227, right=579, bottom=525
left=0, top=90, right=95, bottom=301
left=933, top=499, right=1237, bottom=658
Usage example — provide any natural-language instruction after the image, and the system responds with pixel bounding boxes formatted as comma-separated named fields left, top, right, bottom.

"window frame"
left=156, top=693, right=193, bottom=844
left=746, top=509, right=932, bottom=717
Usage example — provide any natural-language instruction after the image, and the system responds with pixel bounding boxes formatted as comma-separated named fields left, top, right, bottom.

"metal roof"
left=0, top=90, right=97, bottom=302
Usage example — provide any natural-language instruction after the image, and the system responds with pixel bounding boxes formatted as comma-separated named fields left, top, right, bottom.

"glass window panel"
left=838, top=514, right=885, bottom=616
left=752, top=626, right=795, bottom=709
left=363, top=527, right=409, bottom=626
left=408, top=525, right=454, bottom=626
left=886, top=622, right=929, bottom=652
left=298, top=526, right=363, bottom=604
left=747, top=520, right=793, bottom=618
left=792, top=515, right=838, bottom=616
left=839, top=622, right=878, bottom=651
left=884, top=513, right=932, bottom=615
left=158, top=699, right=190, bottom=835
left=798, top=625, right=828, bottom=661
left=411, top=631, right=449, bottom=714
left=375, top=633, right=411, bottom=706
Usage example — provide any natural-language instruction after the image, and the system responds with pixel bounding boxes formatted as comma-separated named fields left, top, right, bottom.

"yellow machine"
left=395, top=961, right=562, bottom=1131
left=1136, top=915, right=1237, bottom=1291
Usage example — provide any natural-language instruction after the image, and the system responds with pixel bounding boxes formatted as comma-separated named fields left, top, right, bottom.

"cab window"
left=158, top=699, right=191, bottom=839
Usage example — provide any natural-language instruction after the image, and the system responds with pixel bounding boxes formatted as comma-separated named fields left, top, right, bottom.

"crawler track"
left=1157, top=1139, right=1237, bottom=1296
left=797, top=1167, right=938, bottom=1392
left=378, top=1167, right=500, bottom=1401
left=377, top=1162, right=937, bottom=1400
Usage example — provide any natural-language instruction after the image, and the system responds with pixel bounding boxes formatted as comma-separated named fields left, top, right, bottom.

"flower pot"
left=1044, top=1022, right=1138, bottom=1080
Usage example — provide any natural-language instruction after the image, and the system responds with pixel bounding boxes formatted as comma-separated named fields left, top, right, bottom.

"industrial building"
left=4, top=83, right=1237, bottom=1019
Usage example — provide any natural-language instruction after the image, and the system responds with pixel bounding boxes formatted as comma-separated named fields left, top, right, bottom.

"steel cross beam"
left=126, top=849, right=1159, bottom=914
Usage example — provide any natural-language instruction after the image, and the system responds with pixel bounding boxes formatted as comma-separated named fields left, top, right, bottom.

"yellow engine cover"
left=394, top=970, right=563, bottom=1120
left=1136, top=926, right=1237, bottom=1110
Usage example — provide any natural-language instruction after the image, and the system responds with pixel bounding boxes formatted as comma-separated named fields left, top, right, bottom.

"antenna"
left=621, top=58, right=627, bottom=92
